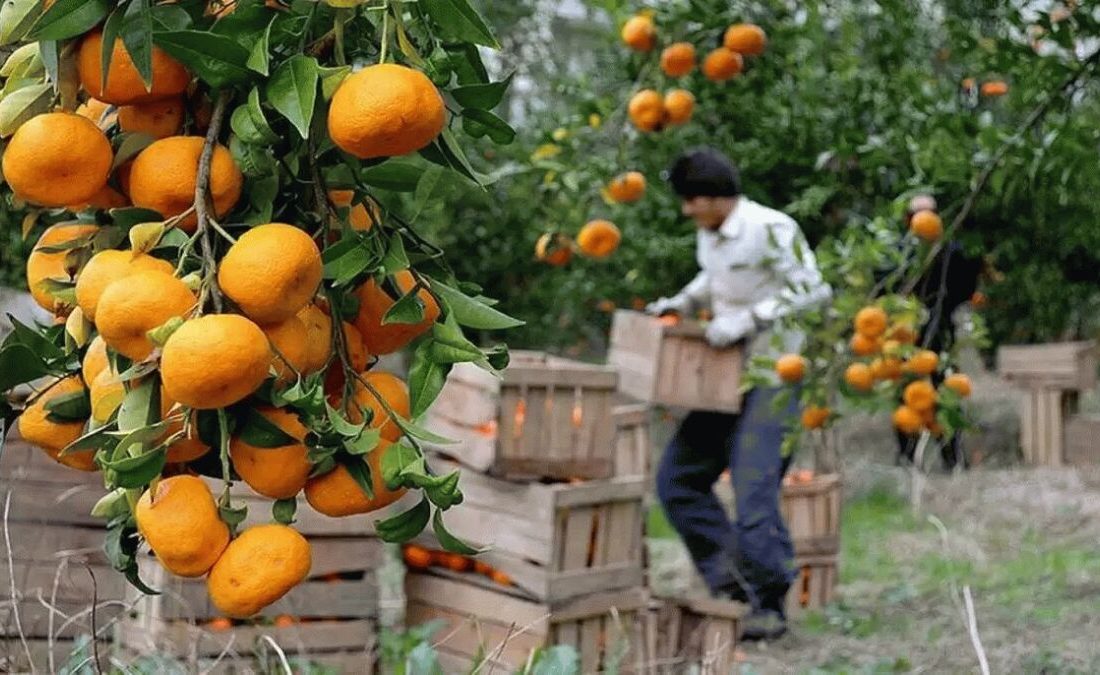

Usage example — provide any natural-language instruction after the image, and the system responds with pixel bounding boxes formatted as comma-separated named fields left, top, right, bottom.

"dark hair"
left=666, top=147, right=741, bottom=198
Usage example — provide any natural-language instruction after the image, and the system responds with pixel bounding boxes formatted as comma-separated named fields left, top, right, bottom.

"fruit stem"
left=217, top=407, right=232, bottom=500
left=193, top=90, right=233, bottom=314
left=379, top=1, right=391, bottom=63
left=334, top=10, right=347, bottom=66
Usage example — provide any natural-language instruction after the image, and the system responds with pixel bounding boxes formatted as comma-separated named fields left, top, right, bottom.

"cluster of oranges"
left=623, top=15, right=767, bottom=133
left=962, top=78, right=1010, bottom=98
left=14, top=19, right=452, bottom=618
left=535, top=219, right=623, bottom=267
left=403, top=544, right=513, bottom=587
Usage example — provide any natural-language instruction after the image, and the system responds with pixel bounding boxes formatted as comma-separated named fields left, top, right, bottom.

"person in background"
left=647, top=147, right=831, bottom=640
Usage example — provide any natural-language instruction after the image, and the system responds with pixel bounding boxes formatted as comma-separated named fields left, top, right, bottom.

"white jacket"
left=656, top=197, right=831, bottom=360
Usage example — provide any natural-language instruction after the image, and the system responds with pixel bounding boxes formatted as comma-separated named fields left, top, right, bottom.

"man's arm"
left=751, top=219, right=832, bottom=325
left=647, top=269, right=711, bottom=316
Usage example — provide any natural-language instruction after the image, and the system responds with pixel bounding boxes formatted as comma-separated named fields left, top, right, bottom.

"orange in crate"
left=490, top=570, right=513, bottom=587
left=403, top=545, right=433, bottom=570
left=439, top=552, right=472, bottom=573
left=274, top=614, right=295, bottom=628
left=658, top=314, right=681, bottom=327
left=206, top=617, right=233, bottom=631
left=473, top=560, right=493, bottom=576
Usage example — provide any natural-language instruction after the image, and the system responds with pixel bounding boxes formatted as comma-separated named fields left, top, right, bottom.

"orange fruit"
left=980, top=80, right=1008, bottom=97
left=74, top=250, right=174, bottom=322
left=441, top=553, right=471, bottom=572
left=660, top=42, right=696, bottom=77
left=344, top=372, right=410, bottom=442
left=904, top=350, right=939, bottom=376
left=800, top=405, right=830, bottom=429
left=328, top=64, right=445, bottom=159
left=892, top=405, right=923, bottom=435
left=870, top=357, right=903, bottom=381
left=76, top=98, right=116, bottom=128
left=163, top=415, right=210, bottom=464
left=67, top=185, right=129, bottom=213
left=854, top=306, right=888, bottom=338
left=263, top=316, right=311, bottom=384
left=353, top=270, right=440, bottom=355
left=945, top=373, right=973, bottom=398
left=535, top=232, right=573, bottom=266
left=663, top=89, right=695, bottom=126
left=161, top=314, right=271, bottom=409
left=118, top=97, right=185, bottom=139
left=230, top=407, right=311, bottom=499
left=206, top=617, right=233, bottom=631
left=218, top=223, right=323, bottom=325
left=135, top=475, right=229, bottom=577
left=403, top=545, right=433, bottom=570
left=304, top=440, right=409, bottom=517
left=628, top=90, right=665, bottom=132
left=95, top=270, right=195, bottom=361
left=849, top=333, right=881, bottom=356
left=273, top=614, right=295, bottom=628
left=2, top=113, right=113, bottom=207
left=18, top=375, right=96, bottom=471
left=724, top=24, right=767, bottom=55
left=89, top=368, right=125, bottom=424
left=324, top=321, right=371, bottom=395
left=902, top=380, right=937, bottom=413
left=970, top=291, right=987, bottom=309
left=576, top=220, right=621, bottom=259
left=78, top=31, right=190, bottom=105
left=329, top=189, right=379, bottom=232
left=26, top=223, right=99, bottom=312
left=961, top=77, right=976, bottom=91
left=207, top=524, right=311, bottom=618
left=82, top=336, right=110, bottom=387
left=775, top=354, right=806, bottom=383
left=621, top=15, right=656, bottom=52
left=844, top=363, right=874, bottom=392
left=702, top=48, right=743, bottom=81
left=490, top=570, right=513, bottom=586
left=129, top=136, right=243, bottom=232
left=607, top=172, right=646, bottom=203
left=473, top=560, right=493, bottom=576
left=887, top=323, right=918, bottom=344
left=298, top=304, right=334, bottom=374
left=910, top=210, right=943, bottom=242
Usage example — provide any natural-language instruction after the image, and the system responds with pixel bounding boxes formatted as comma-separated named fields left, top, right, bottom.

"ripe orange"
left=970, top=291, right=987, bottom=309
left=961, top=77, right=976, bottom=91
left=440, top=553, right=471, bottom=572
left=82, top=336, right=109, bottom=386
left=74, top=250, right=174, bottom=322
left=67, top=185, right=129, bottom=213
left=870, top=357, right=903, bottom=381
left=161, top=314, right=271, bottom=409
left=95, top=270, right=196, bottom=361
left=904, top=350, right=939, bottom=376
left=76, top=98, right=116, bottom=128
left=207, top=524, right=311, bottom=618
left=135, top=475, right=229, bottom=577
left=345, top=372, right=410, bottom=442
left=910, top=210, right=943, bottom=242
left=621, top=15, right=656, bottom=52
left=304, top=440, right=409, bottom=517
left=328, top=64, right=445, bottom=159
left=903, top=380, right=937, bottom=412
left=535, top=232, right=573, bottom=266
left=26, top=223, right=99, bottom=312
left=403, top=545, right=433, bottom=570
left=844, top=363, right=874, bottom=392
left=298, top=304, right=334, bottom=374
left=118, top=97, right=185, bottom=139
left=263, top=316, right=312, bottom=384
left=887, top=323, right=918, bottom=345
left=801, top=405, right=830, bottom=429
left=230, top=407, right=311, bottom=499
left=218, top=223, right=323, bottom=324
left=2, top=113, right=113, bottom=207
left=89, top=368, right=126, bottom=424
left=775, top=354, right=806, bottom=383
left=850, top=333, right=880, bottom=356
left=945, top=373, right=973, bottom=398
left=341, top=321, right=370, bottom=372
left=18, top=375, right=96, bottom=471
left=78, top=31, right=190, bottom=105
left=576, top=220, right=622, bottom=259
left=663, top=89, right=695, bottom=126
left=724, top=24, right=767, bottom=55
left=702, top=48, right=743, bottom=81
left=490, top=570, right=513, bottom=587
left=607, top=172, right=646, bottom=203
left=854, top=306, right=888, bottom=338
left=892, top=405, right=923, bottom=435
left=628, top=90, right=665, bottom=132
left=353, top=270, right=440, bottom=355
left=129, top=136, right=243, bottom=232
left=329, top=189, right=379, bottom=232
left=660, top=42, right=696, bottom=77
left=473, top=560, right=493, bottom=576
left=162, top=410, right=211, bottom=464
left=980, top=80, right=1008, bottom=97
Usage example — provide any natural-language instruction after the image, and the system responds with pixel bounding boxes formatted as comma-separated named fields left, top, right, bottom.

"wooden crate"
left=419, top=458, right=645, bottom=603
left=646, top=596, right=747, bottom=675
left=997, top=341, right=1097, bottom=391
left=613, top=402, right=651, bottom=479
left=1016, top=387, right=1075, bottom=467
left=608, top=310, right=743, bottom=414
left=405, top=571, right=650, bottom=674
left=785, top=554, right=837, bottom=617
left=425, top=351, right=619, bottom=480
left=780, top=473, right=842, bottom=556
left=1065, top=415, right=1100, bottom=466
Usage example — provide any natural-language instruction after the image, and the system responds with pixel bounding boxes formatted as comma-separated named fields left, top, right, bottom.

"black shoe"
left=712, top=584, right=750, bottom=604
left=740, top=608, right=787, bottom=641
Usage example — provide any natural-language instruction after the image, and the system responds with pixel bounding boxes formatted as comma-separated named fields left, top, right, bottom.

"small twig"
left=206, top=217, right=238, bottom=245
left=379, top=2, right=391, bottom=63
left=84, top=565, right=103, bottom=675
left=258, top=635, right=294, bottom=675
left=963, top=585, right=991, bottom=675
left=193, top=90, right=232, bottom=314
left=3, top=491, right=34, bottom=674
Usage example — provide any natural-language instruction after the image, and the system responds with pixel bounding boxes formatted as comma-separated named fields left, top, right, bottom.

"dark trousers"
left=655, top=387, right=797, bottom=611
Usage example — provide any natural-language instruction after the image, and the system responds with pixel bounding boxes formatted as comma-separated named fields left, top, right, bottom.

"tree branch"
left=194, top=90, right=232, bottom=314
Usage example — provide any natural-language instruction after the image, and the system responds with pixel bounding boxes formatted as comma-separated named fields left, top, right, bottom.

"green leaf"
left=380, top=236, right=410, bottom=276
left=28, top=0, right=109, bottom=41
left=379, top=441, right=419, bottom=490
left=117, top=378, right=159, bottom=434
left=360, top=160, right=424, bottom=192
left=344, top=427, right=381, bottom=456
left=325, top=401, right=367, bottom=437
left=111, top=133, right=155, bottom=170
left=394, top=414, right=455, bottom=445
left=266, top=54, right=319, bottom=139
left=429, top=316, right=483, bottom=364
left=408, top=164, right=443, bottom=222
left=101, top=447, right=165, bottom=488
left=61, top=423, right=118, bottom=456
left=0, top=82, right=53, bottom=137
left=433, top=280, right=523, bottom=330
left=375, top=496, right=430, bottom=543
left=7, top=316, right=64, bottom=361
left=0, top=43, right=41, bottom=78
left=246, top=17, right=273, bottom=76
left=319, top=64, right=350, bottom=100
left=121, top=0, right=154, bottom=89
left=229, top=135, right=276, bottom=177
left=149, top=3, right=190, bottom=31
left=432, top=509, right=482, bottom=554
left=462, top=108, right=515, bottom=145
left=408, top=341, right=449, bottom=418
left=99, top=8, right=123, bottom=93
left=272, top=498, right=297, bottom=525
left=442, top=42, right=488, bottom=85
left=238, top=408, right=298, bottom=448
left=231, top=96, right=279, bottom=145
left=322, top=237, right=374, bottom=286
left=111, top=207, right=165, bottom=230
left=44, top=390, right=90, bottom=422
left=450, top=73, right=512, bottom=110
left=407, top=643, right=444, bottom=675
left=153, top=30, right=253, bottom=88
left=219, top=503, right=248, bottom=530
left=418, top=0, right=499, bottom=48
left=38, top=39, right=57, bottom=86
left=0, top=346, right=52, bottom=395
left=382, top=289, right=426, bottom=326
left=344, top=455, right=374, bottom=500
left=90, top=488, right=129, bottom=519
left=0, top=0, right=43, bottom=45
left=530, top=646, right=581, bottom=675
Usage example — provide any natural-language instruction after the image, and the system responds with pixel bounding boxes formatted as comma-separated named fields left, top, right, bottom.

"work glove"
left=645, top=295, right=691, bottom=317
left=704, top=311, right=755, bottom=348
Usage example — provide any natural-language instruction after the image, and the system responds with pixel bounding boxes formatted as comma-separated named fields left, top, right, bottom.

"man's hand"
left=645, top=295, right=691, bottom=317
left=704, top=311, right=754, bottom=348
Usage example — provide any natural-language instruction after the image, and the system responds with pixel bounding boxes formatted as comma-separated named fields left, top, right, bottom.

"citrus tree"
left=0, top=0, right=523, bottom=617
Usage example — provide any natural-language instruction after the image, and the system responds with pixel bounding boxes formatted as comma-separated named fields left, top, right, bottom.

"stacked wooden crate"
left=780, top=472, right=842, bottom=616
left=644, top=596, right=747, bottom=674
left=997, top=341, right=1097, bottom=466
left=418, top=352, right=654, bottom=672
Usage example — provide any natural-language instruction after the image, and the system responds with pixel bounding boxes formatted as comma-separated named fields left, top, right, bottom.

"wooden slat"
left=115, top=617, right=376, bottom=658
left=998, top=341, right=1097, bottom=391
left=578, top=617, right=601, bottom=673
left=559, top=507, right=594, bottom=572
left=551, top=476, right=646, bottom=509
left=1064, top=415, right=1100, bottom=466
